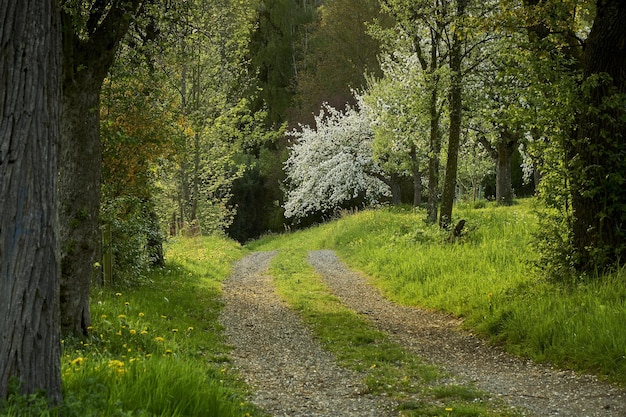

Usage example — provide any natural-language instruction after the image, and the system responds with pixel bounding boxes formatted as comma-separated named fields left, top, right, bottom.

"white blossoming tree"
left=283, top=102, right=390, bottom=220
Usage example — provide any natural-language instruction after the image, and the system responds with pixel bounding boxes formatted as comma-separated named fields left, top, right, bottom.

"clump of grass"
left=52, top=236, right=263, bottom=417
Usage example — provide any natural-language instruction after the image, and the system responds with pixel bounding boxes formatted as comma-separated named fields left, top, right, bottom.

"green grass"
left=266, top=248, right=518, bottom=416
left=2, top=236, right=265, bottom=417
left=251, top=199, right=626, bottom=385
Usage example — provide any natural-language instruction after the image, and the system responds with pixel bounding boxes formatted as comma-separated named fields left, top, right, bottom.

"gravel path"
left=219, top=251, right=398, bottom=416
left=219, top=250, right=626, bottom=417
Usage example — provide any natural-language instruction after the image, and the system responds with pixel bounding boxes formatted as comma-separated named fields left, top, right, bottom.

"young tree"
left=379, top=0, right=447, bottom=222
left=439, top=0, right=469, bottom=229
left=362, top=48, right=440, bottom=207
left=0, top=0, right=63, bottom=402
left=59, top=0, right=143, bottom=335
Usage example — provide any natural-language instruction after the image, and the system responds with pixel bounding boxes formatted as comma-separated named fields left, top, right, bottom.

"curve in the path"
left=219, top=251, right=398, bottom=417
left=308, top=249, right=626, bottom=417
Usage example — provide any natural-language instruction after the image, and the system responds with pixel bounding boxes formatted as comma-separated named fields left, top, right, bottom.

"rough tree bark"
left=0, top=0, right=63, bottom=402
left=59, top=0, right=143, bottom=336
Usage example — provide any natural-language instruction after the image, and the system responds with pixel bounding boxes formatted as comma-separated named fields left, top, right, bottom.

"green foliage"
left=248, top=0, right=316, bottom=126
left=251, top=199, right=626, bottom=385
left=292, top=0, right=390, bottom=124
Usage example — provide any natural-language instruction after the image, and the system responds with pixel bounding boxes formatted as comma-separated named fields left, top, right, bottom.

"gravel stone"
left=219, top=250, right=626, bottom=417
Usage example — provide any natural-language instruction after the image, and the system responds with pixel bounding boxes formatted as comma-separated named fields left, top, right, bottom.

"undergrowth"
left=1, top=236, right=263, bottom=417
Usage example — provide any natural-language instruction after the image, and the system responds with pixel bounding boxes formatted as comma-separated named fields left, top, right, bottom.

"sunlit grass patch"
left=57, top=236, right=263, bottom=417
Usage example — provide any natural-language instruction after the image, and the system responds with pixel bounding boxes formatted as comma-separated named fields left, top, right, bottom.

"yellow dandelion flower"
left=164, top=349, right=173, bottom=355
left=116, top=330, right=122, bottom=336
left=101, top=314, right=107, bottom=319
left=125, top=301, right=130, bottom=306
left=161, top=315, right=167, bottom=319
left=87, top=326, right=93, bottom=331
left=71, top=357, right=84, bottom=366
left=115, top=292, right=122, bottom=297
left=445, top=408, right=453, bottom=412
left=129, top=329, right=137, bottom=335
left=154, top=336, right=165, bottom=342
left=146, top=353, right=152, bottom=358
left=172, top=328, right=178, bottom=333
left=140, top=330, right=149, bottom=335
left=187, top=326, right=194, bottom=332
left=118, top=314, right=126, bottom=319
left=138, top=312, right=145, bottom=317
left=108, top=359, right=124, bottom=368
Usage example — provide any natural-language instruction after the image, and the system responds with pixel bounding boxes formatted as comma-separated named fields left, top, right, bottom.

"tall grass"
left=251, top=199, right=626, bottom=385
left=1, top=236, right=264, bottom=417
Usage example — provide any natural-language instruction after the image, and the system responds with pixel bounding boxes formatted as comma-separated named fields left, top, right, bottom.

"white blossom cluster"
left=283, top=102, right=390, bottom=219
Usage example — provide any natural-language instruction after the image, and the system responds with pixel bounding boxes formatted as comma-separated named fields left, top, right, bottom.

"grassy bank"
left=250, top=199, right=626, bottom=385
left=2, top=236, right=264, bottom=417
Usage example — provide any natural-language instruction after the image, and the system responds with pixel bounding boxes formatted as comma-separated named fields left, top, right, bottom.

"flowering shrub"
left=283, top=102, right=390, bottom=219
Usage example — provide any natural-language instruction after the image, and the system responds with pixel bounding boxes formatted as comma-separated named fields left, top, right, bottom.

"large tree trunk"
left=59, top=1, right=142, bottom=336
left=439, top=0, right=467, bottom=229
left=58, top=74, right=101, bottom=336
left=0, top=0, right=63, bottom=402
left=569, top=0, right=626, bottom=272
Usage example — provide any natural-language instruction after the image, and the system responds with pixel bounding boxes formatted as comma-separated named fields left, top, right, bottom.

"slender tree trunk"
left=0, top=0, right=63, bottom=402
left=390, top=173, right=402, bottom=205
left=439, top=0, right=467, bottom=229
left=427, top=83, right=441, bottom=222
left=410, top=145, right=422, bottom=206
left=569, top=0, right=626, bottom=272
left=191, top=132, right=201, bottom=221
left=495, top=130, right=518, bottom=205
left=146, top=203, right=165, bottom=268
left=426, top=24, right=442, bottom=224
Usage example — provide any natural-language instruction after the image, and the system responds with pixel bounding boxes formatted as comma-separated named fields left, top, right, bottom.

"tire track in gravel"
left=308, top=249, right=626, bottom=417
left=219, top=251, right=398, bottom=417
